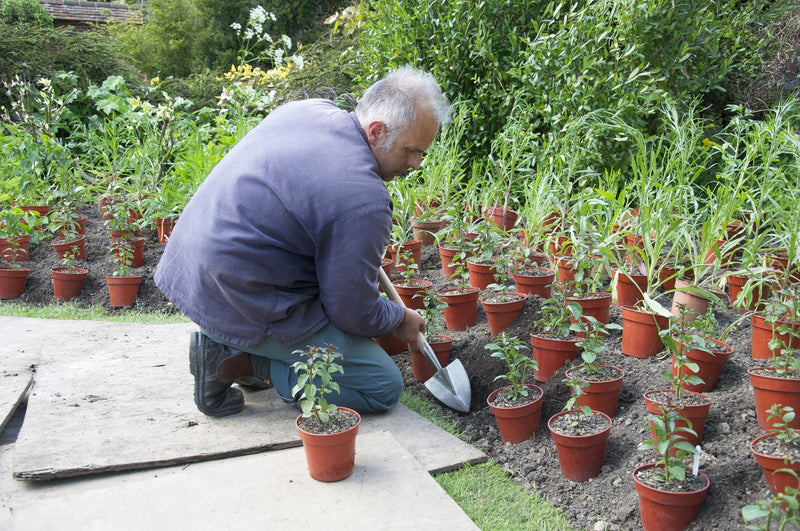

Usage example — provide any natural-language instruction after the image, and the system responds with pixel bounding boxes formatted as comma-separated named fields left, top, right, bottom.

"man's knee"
left=361, top=364, right=403, bottom=413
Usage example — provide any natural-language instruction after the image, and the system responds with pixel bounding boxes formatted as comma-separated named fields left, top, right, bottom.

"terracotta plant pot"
left=466, top=259, right=497, bottom=290
left=480, top=292, right=526, bottom=335
left=613, top=268, right=647, bottom=309
left=567, top=292, right=612, bottom=336
left=670, top=278, right=710, bottom=323
left=106, top=275, right=143, bottom=308
left=633, top=463, right=710, bottom=531
left=51, top=235, right=87, bottom=261
left=644, top=389, right=711, bottom=447
left=750, top=313, right=800, bottom=360
left=768, top=250, right=800, bottom=285
left=388, top=240, right=422, bottom=273
left=565, top=365, right=625, bottom=417
left=621, top=305, right=669, bottom=359
left=412, top=218, right=447, bottom=246
left=296, top=407, right=361, bottom=482
left=658, top=263, right=680, bottom=292
left=486, top=384, right=544, bottom=444
left=511, top=268, right=555, bottom=298
left=409, top=335, right=452, bottom=381
left=726, top=273, right=772, bottom=313
left=392, top=279, right=432, bottom=311
left=670, top=338, right=733, bottom=393
left=373, top=333, right=406, bottom=356
left=155, top=216, right=177, bottom=243
left=0, top=266, right=30, bottom=300
left=748, top=367, right=800, bottom=430
left=548, top=409, right=612, bottom=482
left=750, top=432, right=800, bottom=494
left=530, top=333, right=580, bottom=382
left=483, top=206, right=518, bottom=230
left=51, top=266, right=88, bottom=302
left=554, top=255, right=576, bottom=284
left=438, top=287, right=480, bottom=331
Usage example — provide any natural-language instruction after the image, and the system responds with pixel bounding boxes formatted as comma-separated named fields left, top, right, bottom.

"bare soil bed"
left=5, top=205, right=779, bottom=530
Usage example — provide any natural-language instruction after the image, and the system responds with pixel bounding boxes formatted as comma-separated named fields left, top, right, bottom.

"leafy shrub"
left=0, top=0, right=52, bottom=26
left=0, top=24, right=139, bottom=117
left=356, top=0, right=542, bottom=160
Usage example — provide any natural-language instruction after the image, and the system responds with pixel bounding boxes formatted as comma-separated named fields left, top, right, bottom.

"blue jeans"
left=203, top=323, right=403, bottom=414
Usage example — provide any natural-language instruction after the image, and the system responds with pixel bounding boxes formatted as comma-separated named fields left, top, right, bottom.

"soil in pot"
left=565, top=365, right=625, bottom=417
left=548, top=409, right=612, bottom=482
left=633, top=463, right=710, bottom=531
left=296, top=407, right=361, bottom=482
left=750, top=431, right=800, bottom=494
left=644, top=389, right=711, bottom=448
left=748, top=367, right=800, bottom=430
left=481, top=292, right=527, bottom=335
left=511, top=267, right=555, bottom=299
left=530, top=333, right=581, bottom=383
left=487, top=384, right=544, bottom=444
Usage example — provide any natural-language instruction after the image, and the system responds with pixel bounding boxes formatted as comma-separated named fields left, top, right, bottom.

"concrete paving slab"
left=4, top=428, right=480, bottom=530
left=3, top=316, right=484, bottom=480
left=0, top=369, right=32, bottom=436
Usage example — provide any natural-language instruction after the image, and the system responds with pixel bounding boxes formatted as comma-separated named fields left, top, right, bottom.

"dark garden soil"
left=4, top=205, right=783, bottom=530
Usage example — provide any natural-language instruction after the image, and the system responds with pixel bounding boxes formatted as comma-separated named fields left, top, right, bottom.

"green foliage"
left=0, top=24, right=138, bottom=111
left=291, top=344, right=344, bottom=423
left=742, top=485, right=800, bottom=531
left=107, top=0, right=204, bottom=78
left=109, top=238, right=136, bottom=277
left=485, top=332, right=537, bottom=402
left=356, top=0, right=539, bottom=160
left=0, top=0, right=52, bottom=26
left=638, top=397, right=699, bottom=484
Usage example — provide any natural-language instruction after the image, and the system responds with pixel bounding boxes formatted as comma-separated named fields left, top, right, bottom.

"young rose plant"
left=291, top=344, right=344, bottom=423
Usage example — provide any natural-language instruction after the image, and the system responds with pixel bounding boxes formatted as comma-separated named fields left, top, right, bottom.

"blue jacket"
left=154, top=99, right=404, bottom=347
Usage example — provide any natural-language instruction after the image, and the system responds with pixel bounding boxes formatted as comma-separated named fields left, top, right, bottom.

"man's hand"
left=393, top=307, right=426, bottom=352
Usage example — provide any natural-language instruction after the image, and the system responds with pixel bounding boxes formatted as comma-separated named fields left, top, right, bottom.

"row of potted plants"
left=0, top=200, right=166, bottom=307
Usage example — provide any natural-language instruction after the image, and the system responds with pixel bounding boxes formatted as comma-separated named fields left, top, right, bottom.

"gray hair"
left=355, top=66, right=451, bottom=151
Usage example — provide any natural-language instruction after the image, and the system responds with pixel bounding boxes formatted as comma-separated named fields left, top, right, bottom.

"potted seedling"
left=390, top=249, right=432, bottom=311
left=465, top=217, right=508, bottom=290
left=564, top=312, right=625, bottom=417
left=387, top=179, right=422, bottom=272
left=750, top=405, right=800, bottom=495
left=435, top=202, right=477, bottom=280
left=529, top=288, right=581, bottom=382
left=644, top=324, right=712, bottom=448
left=480, top=250, right=527, bottom=336
left=559, top=217, right=612, bottom=330
left=749, top=300, right=800, bottom=431
left=548, top=376, right=613, bottom=482
left=508, top=231, right=555, bottom=299
left=104, top=194, right=146, bottom=269
left=663, top=304, right=734, bottom=393
left=0, top=206, right=42, bottom=299
left=49, top=206, right=87, bottom=262
left=408, top=289, right=453, bottom=382
left=634, top=396, right=710, bottom=531
left=750, top=284, right=800, bottom=361
left=291, top=344, right=360, bottom=482
left=485, top=332, right=543, bottom=444
left=105, top=239, right=143, bottom=308
left=51, top=246, right=88, bottom=302
left=436, top=243, right=480, bottom=331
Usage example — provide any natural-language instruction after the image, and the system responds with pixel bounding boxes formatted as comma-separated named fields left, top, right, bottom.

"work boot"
left=189, top=331, right=245, bottom=417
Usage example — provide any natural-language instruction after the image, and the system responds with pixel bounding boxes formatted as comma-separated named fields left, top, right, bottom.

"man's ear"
left=365, top=120, right=385, bottom=147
